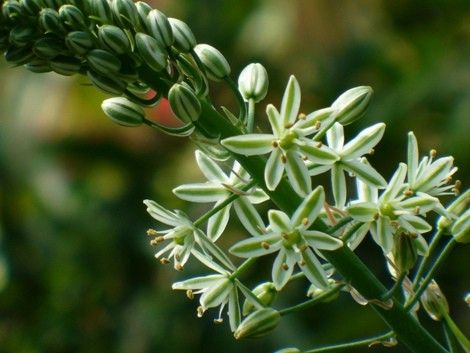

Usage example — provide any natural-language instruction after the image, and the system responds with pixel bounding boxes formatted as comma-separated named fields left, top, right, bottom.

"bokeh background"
left=0, top=0, right=469, bottom=352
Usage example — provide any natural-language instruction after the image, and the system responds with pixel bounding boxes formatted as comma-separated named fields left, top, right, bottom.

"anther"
left=414, top=207, right=420, bottom=215
left=298, top=113, right=306, bottom=120
left=261, top=241, right=270, bottom=250
left=175, top=263, right=184, bottom=271
left=186, top=290, right=194, bottom=300
left=302, top=217, right=309, bottom=226
left=302, top=155, right=308, bottom=161
left=299, top=260, right=306, bottom=266
left=282, top=263, right=289, bottom=271
left=403, top=189, right=413, bottom=197
left=315, top=121, right=321, bottom=129
left=213, top=318, right=224, bottom=324
left=272, top=140, right=279, bottom=148
left=197, top=306, right=205, bottom=318
left=160, top=258, right=170, bottom=265
left=281, top=232, right=289, bottom=240
left=430, top=149, right=437, bottom=158
left=284, top=123, right=294, bottom=129
left=316, top=142, right=323, bottom=148
left=147, top=229, right=158, bottom=237
left=281, top=155, right=287, bottom=164
left=299, top=244, right=308, bottom=252
left=369, top=148, right=375, bottom=155
left=455, top=180, right=462, bottom=189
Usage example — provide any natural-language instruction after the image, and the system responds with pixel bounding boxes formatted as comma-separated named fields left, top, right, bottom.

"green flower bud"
left=40, top=0, right=57, bottom=9
left=4, top=45, right=34, bottom=65
left=421, top=280, right=449, bottom=321
left=437, top=189, right=470, bottom=233
left=135, top=1, right=151, bottom=30
left=20, top=0, right=41, bottom=15
left=176, top=54, right=208, bottom=96
left=135, top=32, right=167, bottom=72
left=59, top=4, right=86, bottom=30
left=98, top=24, right=131, bottom=55
left=392, top=233, right=418, bottom=274
left=86, top=48, right=121, bottom=74
left=101, top=97, right=145, bottom=127
left=273, top=349, right=300, bottom=353
left=2, top=1, right=25, bottom=22
left=111, top=0, right=138, bottom=28
left=39, top=8, right=66, bottom=35
left=234, top=308, right=280, bottom=339
left=33, top=36, right=65, bottom=59
left=194, top=43, right=230, bottom=81
left=87, top=69, right=127, bottom=95
left=65, top=31, right=93, bottom=55
left=451, top=209, right=470, bottom=243
left=168, top=83, right=201, bottom=124
left=238, top=63, right=268, bottom=102
left=242, top=282, right=277, bottom=315
left=88, top=0, right=113, bottom=25
left=50, top=55, right=81, bottom=75
left=168, top=18, right=196, bottom=53
left=25, top=58, right=51, bottom=73
left=9, top=25, right=37, bottom=47
left=146, top=9, right=174, bottom=47
left=115, top=57, right=138, bottom=83
left=331, top=86, right=373, bottom=125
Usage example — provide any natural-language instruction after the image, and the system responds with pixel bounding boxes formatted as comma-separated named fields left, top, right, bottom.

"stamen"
left=261, top=241, right=270, bottom=250
left=302, top=217, right=309, bottom=226
left=298, top=113, right=306, bottom=120
left=282, top=263, right=289, bottom=271
left=147, top=229, right=159, bottom=237
left=281, top=154, right=287, bottom=163
left=175, top=263, right=184, bottom=271
left=197, top=306, right=205, bottom=318
left=430, top=149, right=437, bottom=158
left=272, top=140, right=279, bottom=148
left=160, top=258, right=170, bottom=265
left=316, top=142, right=323, bottom=148
left=369, top=148, right=375, bottom=155
left=213, top=318, right=223, bottom=324
left=403, top=189, right=413, bottom=197
left=186, top=290, right=194, bottom=300
left=315, top=121, right=321, bottom=129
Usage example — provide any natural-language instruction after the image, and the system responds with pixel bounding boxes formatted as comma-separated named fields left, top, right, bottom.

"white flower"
left=230, top=186, right=342, bottom=290
left=173, top=150, right=268, bottom=240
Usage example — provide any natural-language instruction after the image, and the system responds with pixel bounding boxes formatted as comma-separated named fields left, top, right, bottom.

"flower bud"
left=59, top=4, right=86, bottom=30
left=168, top=83, right=201, bottom=123
left=234, top=308, right=280, bottom=339
left=331, top=86, right=373, bottom=125
left=194, top=43, right=230, bottom=81
left=39, top=8, right=66, bottom=35
left=4, top=45, right=34, bottom=65
left=25, top=58, right=51, bottom=73
left=112, top=0, right=139, bottom=28
left=465, top=293, right=470, bottom=307
left=451, top=209, right=470, bottom=243
left=438, top=189, right=470, bottom=233
left=33, top=36, right=65, bottom=59
left=50, top=55, right=81, bottom=75
left=87, top=70, right=127, bottom=95
left=135, top=32, right=167, bottom=72
left=421, top=280, right=449, bottom=321
left=88, top=0, right=113, bottom=25
left=135, top=1, right=151, bottom=30
left=392, top=233, right=418, bottom=274
left=273, top=349, right=300, bottom=353
left=146, top=9, right=174, bottom=48
left=86, top=48, right=121, bottom=74
left=98, top=25, right=131, bottom=55
left=242, top=282, right=277, bottom=315
left=176, top=54, right=208, bottom=96
left=20, top=0, right=42, bottom=15
left=2, top=1, right=25, bottom=21
left=238, top=63, right=269, bottom=103
left=9, top=25, right=36, bottom=47
left=65, top=31, right=93, bottom=55
left=168, top=18, right=196, bottom=53
left=101, top=97, right=145, bottom=127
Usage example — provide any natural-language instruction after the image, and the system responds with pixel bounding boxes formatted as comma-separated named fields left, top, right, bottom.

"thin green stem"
left=194, top=181, right=256, bottom=227
left=382, top=271, right=407, bottom=301
left=230, top=257, right=257, bottom=279
left=406, top=238, right=457, bottom=311
left=443, top=320, right=458, bottom=353
left=247, top=98, right=255, bottom=133
left=413, top=229, right=444, bottom=286
left=225, top=76, right=247, bottom=121
left=327, top=216, right=353, bottom=234
left=303, top=331, right=395, bottom=353
left=288, top=263, right=335, bottom=283
left=442, top=310, right=470, bottom=353
left=339, top=222, right=362, bottom=243
left=279, top=284, right=344, bottom=316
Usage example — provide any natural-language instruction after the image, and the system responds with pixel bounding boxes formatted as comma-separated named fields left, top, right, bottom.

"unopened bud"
left=438, top=189, right=470, bottom=234
left=33, top=36, right=65, bottom=59
left=238, top=63, right=269, bottom=103
left=86, top=48, right=121, bottom=74
left=88, top=0, right=113, bottom=25
left=9, top=25, right=36, bottom=47
left=135, top=1, right=152, bottom=30
left=25, top=58, right=51, bottom=73
left=147, top=9, right=174, bottom=47
left=59, top=4, right=86, bottom=30
left=4, top=45, right=34, bottom=65
left=421, top=280, right=449, bottom=321
left=2, top=1, right=25, bottom=21
left=112, top=0, right=139, bottom=28
left=392, top=233, right=418, bottom=274
left=50, top=55, right=81, bottom=75
left=21, top=0, right=42, bottom=15
left=194, top=43, right=230, bottom=81
left=135, top=32, right=167, bottom=72
left=87, top=70, right=127, bottom=95
left=242, top=282, right=277, bottom=315
left=168, top=83, right=201, bottom=123
left=168, top=18, right=196, bottom=53
left=101, top=97, right=146, bottom=127
left=98, top=25, right=131, bottom=55
left=331, top=86, right=373, bottom=125
left=234, top=308, right=280, bottom=339
left=39, top=8, right=66, bottom=35
left=65, top=31, right=93, bottom=55
left=451, top=209, right=470, bottom=243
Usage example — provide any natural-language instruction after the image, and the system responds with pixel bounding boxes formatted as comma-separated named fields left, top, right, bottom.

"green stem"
left=442, top=310, right=470, bottom=353
left=194, top=181, right=256, bottom=227
left=230, top=257, right=258, bottom=279
left=340, top=222, right=362, bottom=243
left=327, top=216, right=353, bottom=234
left=443, top=320, right=458, bottom=353
left=247, top=98, right=255, bottom=133
left=381, top=271, right=407, bottom=301
left=303, top=331, right=395, bottom=353
left=406, top=238, right=456, bottom=311
left=225, top=76, right=247, bottom=121
left=413, top=229, right=444, bottom=286
left=279, top=283, right=344, bottom=316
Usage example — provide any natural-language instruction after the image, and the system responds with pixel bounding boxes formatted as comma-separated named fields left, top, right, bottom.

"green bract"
left=86, top=48, right=121, bottom=74
left=65, top=31, right=93, bottom=55
left=58, top=4, right=86, bottom=30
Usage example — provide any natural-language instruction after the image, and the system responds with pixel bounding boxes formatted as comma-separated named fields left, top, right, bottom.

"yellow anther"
left=186, top=290, right=194, bottom=300
left=197, top=306, right=205, bottom=318
left=213, top=318, right=224, bottom=324
left=261, top=241, right=270, bottom=250
left=315, top=121, right=321, bottom=129
left=272, top=140, right=279, bottom=148
left=282, top=263, right=289, bottom=271
left=430, top=149, right=437, bottom=158
left=298, top=113, right=306, bottom=120
left=147, top=229, right=159, bottom=237
left=281, top=155, right=287, bottom=164
left=302, top=217, right=309, bottom=226
left=160, top=258, right=170, bottom=265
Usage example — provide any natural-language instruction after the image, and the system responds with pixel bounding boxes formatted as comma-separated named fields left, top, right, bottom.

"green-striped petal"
left=222, top=134, right=274, bottom=156
left=229, top=233, right=281, bottom=258
left=195, top=150, right=227, bottom=183
left=233, top=197, right=265, bottom=236
left=347, top=202, right=377, bottom=222
left=331, top=164, right=346, bottom=208
left=207, top=202, right=231, bottom=241
left=381, top=163, right=407, bottom=203
left=298, top=141, right=339, bottom=165
left=280, top=75, right=301, bottom=126
left=342, top=159, right=387, bottom=188
left=291, top=186, right=324, bottom=228
left=303, top=231, right=343, bottom=250
left=285, top=150, right=311, bottom=197
left=264, top=148, right=284, bottom=191
left=341, top=123, right=385, bottom=160
left=173, top=182, right=226, bottom=202
left=299, top=248, right=329, bottom=289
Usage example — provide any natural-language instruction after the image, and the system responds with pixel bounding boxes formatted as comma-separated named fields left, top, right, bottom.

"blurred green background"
left=0, top=0, right=469, bottom=352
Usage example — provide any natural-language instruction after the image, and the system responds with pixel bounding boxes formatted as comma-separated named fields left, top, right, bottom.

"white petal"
left=268, top=210, right=291, bottom=233
left=267, top=104, right=283, bottom=137
left=291, top=186, right=325, bottom=228
left=341, top=123, right=385, bottom=160
left=331, top=164, right=347, bottom=208
left=173, top=183, right=227, bottom=202
left=303, top=230, right=343, bottom=250
left=144, top=199, right=181, bottom=226
left=407, top=132, right=419, bottom=185
left=347, top=202, right=377, bottom=222
left=280, top=75, right=301, bottom=126
left=195, top=150, right=228, bottom=182
left=285, top=150, right=311, bottom=197
left=299, top=248, right=329, bottom=289
left=229, top=233, right=281, bottom=258
left=234, top=197, right=265, bottom=236
left=272, top=248, right=295, bottom=290
left=298, top=140, right=339, bottom=164
left=265, top=148, right=285, bottom=191
left=380, top=163, right=407, bottom=203
left=221, top=134, right=274, bottom=156
left=207, top=202, right=231, bottom=241
left=370, top=217, right=393, bottom=253
left=326, top=122, right=344, bottom=151
left=342, top=159, right=387, bottom=188
left=172, top=274, right=223, bottom=290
